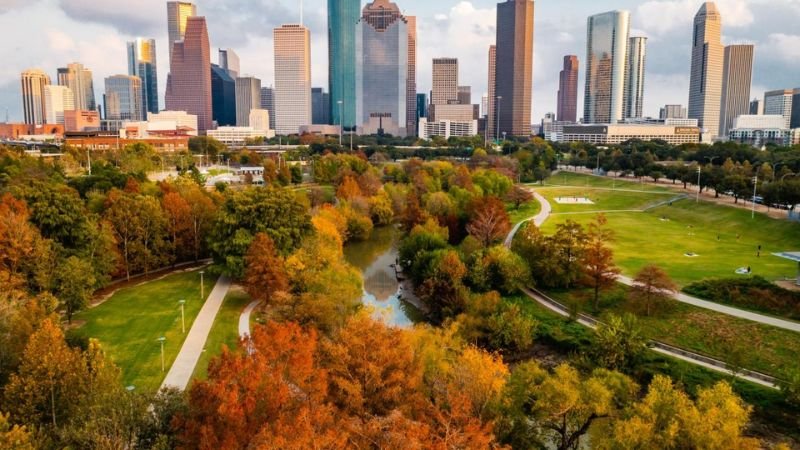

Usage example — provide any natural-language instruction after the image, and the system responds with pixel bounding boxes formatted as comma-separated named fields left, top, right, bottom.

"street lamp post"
left=752, top=174, right=759, bottom=219
left=696, top=167, right=702, bottom=203
left=337, top=100, right=343, bottom=147
left=157, top=337, right=166, bottom=373
left=179, top=300, right=186, bottom=334
left=199, top=271, right=205, bottom=300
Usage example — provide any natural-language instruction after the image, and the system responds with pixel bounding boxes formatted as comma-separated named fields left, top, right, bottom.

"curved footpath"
left=160, top=276, right=231, bottom=391
left=239, top=300, right=261, bottom=338
left=507, top=190, right=781, bottom=389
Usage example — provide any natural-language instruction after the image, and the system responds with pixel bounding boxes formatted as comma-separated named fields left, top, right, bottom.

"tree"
left=180, top=183, right=218, bottom=261
left=55, top=256, right=96, bottom=322
left=161, top=191, right=192, bottom=262
left=593, top=314, right=648, bottom=371
left=0, top=194, right=41, bottom=287
left=629, top=265, right=677, bottom=316
left=0, top=413, right=34, bottom=450
left=243, top=233, right=289, bottom=306
left=550, top=221, right=589, bottom=289
left=337, top=175, right=363, bottom=201
left=467, top=196, right=512, bottom=247
left=505, top=185, right=534, bottom=210
left=583, top=215, right=620, bottom=311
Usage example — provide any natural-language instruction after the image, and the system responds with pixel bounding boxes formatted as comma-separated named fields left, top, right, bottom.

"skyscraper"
left=356, top=0, right=413, bottom=136
left=57, top=63, right=96, bottom=112
left=261, top=87, right=276, bottom=129
left=764, top=89, right=795, bottom=129
left=21, top=69, right=51, bottom=125
left=127, top=38, right=159, bottom=117
left=719, top=44, right=754, bottom=137
left=211, top=64, right=236, bottom=126
left=688, top=2, right=724, bottom=140
left=749, top=99, right=763, bottom=115
left=219, top=49, right=240, bottom=78
left=104, top=75, right=143, bottom=121
left=458, top=86, right=472, bottom=105
left=557, top=55, right=579, bottom=123
left=167, top=1, right=197, bottom=61
left=44, top=85, right=73, bottom=125
left=274, top=24, right=312, bottom=135
left=312, top=88, right=331, bottom=124
left=432, top=58, right=459, bottom=106
left=328, top=0, right=360, bottom=130
left=625, top=37, right=647, bottom=119
left=584, top=11, right=630, bottom=124
left=495, top=0, right=535, bottom=137
left=487, top=45, right=497, bottom=140
left=165, top=16, right=213, bottom=131
left=235, top=76, right=261, bottom=126
left=661, top=104, right=687, bottom=119
left=416, top=93, right=428, bottom=121
left=406, top=15, right=418, bottom=137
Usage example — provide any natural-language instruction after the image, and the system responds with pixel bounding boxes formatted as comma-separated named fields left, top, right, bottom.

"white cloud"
left=46, top=30, right=75, bottom=52
left=763, top=33, right=800, bottom=62
left=636, top=0, right=753, bottom=37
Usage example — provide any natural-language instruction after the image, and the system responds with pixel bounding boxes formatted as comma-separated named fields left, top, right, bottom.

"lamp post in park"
left=157, top=337, right=166, bottom=373
left=179, top=300, right=186, bottom=334
left=199, top=271, right=205, bottom=300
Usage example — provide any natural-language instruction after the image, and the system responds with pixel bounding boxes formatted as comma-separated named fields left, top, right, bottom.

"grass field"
left=191, top=289, right=251, bottom=382
left=507, top=199, right=542, bottom=225
left=534, top=173, right=800, bottom=286
left=71, top=269, right=216, bottom=391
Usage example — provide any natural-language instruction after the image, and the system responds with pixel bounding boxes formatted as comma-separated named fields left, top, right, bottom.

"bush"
left=683, top=277, right=800, bottom=320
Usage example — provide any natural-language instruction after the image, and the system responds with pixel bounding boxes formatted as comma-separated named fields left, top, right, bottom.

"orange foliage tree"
left=0, top=194, right=40, bottom=286
left=243, top=233, right=289, bottom=306
left=467, top=196, right=512, bottom=247
left=582, top=214, right=620, bottom=311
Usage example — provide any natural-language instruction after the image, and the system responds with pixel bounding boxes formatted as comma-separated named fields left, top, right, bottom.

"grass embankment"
left=507, top=199, right=542, bottom=225
left=191, top=289, right=251, bottom=382
left=71, top=269, right=216, bottom=391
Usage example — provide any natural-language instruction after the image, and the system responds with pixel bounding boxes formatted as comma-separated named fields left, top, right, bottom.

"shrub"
left=683, top=277, right=800, bottom=320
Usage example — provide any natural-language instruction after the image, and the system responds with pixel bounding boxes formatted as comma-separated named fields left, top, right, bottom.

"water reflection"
left=343, top=226, right=425, bottom=327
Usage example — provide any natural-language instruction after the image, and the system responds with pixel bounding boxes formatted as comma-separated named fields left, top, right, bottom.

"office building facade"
left=104, top=75, right=143, bottom=121
left=328, top=0, right=360, bottom=129
left=167, top=1, right=197, bottom=61
left=625, top=36, right=647, bottom=119
left=458, top=86, right=472, bottom=105
left=44, top=85, right=74, bottom=126
left=584, top=10, right=630, bottom=124
left=261, top=87, right=275, bottom=129
left=274, top=24, right=312, bottom=135
left=719, top=44, right=754, bottom=137
left=660, top=104, right=687, bottom=119
left=749, top=99, right=763, bottom=115
left=688, top=2, right=724, bottom=140
left=495, top=0, right=535, bottom=137
left=57, top=63, right=96, bottom=112
left=235, top=76, right=261, bottom=127
left=165, top=16, right=213, bottom=131
left=764, top=89, right=795, bottom=130
left=486, top=45, right=497, bottom=139
left=416, top=93, right=428, bottom=121
left=127, top=38, right=159, bottom=117
left=557, top=55, right=579, bottom=123
left=432, top=58, right=459, bottom=106
left=312, top=88, right=331, bottom=125
left=219, top=48, right=240, bottom=78
left=211, top=64, right=236, bottom=126
left=21, top=69, right=51, bottom=125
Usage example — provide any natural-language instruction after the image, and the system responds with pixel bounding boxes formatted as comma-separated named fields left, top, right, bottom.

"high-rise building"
left=749, top=99, right=763, bottom=115
left=688, top=2, right=724, bottom=140
left=165, top=16, right=213, bottom=131
left=660, top=104, right=687, bottom=119
left=312, top=88, right=331, bottom=125
left=792, top=89, right=800, bottom=129
left=104, top=75, right=143, bottom=121
left=21, top=69, right=51, bottom=125
left=432, top=58, right=459, bottom=105
left=328, top=0, right=360, bottom=130
left=356, top=0, right=414, bottom=136
left=487, top=45, right=497, bottom=140
left=719, top=44, right=754, bottom=137
left=557, top=55, right=579, bottom=123
left=495, top=0, right=535, bottom=137
left=127, top=38, right=159, bottom=118
left=219, top=49, right=240, bottom=78
left=249, top=109, right=271, bottom=133
left=167, top=1, right=197, bottom=61
left=235, top=76, right=261, bottom=127
left=44, top=85, right=74, bottom=125
left=416, top=93, right=428, bottom=121
left=584, top=11, right=630, bottom=124
left=625, top=37, right=647, bottom=119
left=764, top=89, right=795, bottom=130
left=406, top=15, right=418, bottom=138
left=274, top=24, right=312, bottom=135
left=211, top=64, right=236, bottom=127
left=57, top=63, right=96, bottom=112
left=260, top=87, right=276, bottom=129
left=458, top=86, right=472, bottom=105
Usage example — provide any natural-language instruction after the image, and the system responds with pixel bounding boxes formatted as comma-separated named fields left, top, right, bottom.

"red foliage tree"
left=466, top=196, right=512, bottom=247
left=243, top=233, right=289, bottom=306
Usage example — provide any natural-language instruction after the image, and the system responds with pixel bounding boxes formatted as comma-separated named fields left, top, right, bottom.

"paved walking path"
left=239, top=300, right=261, bottom=339
left=160, top=276, right=231, bottom=391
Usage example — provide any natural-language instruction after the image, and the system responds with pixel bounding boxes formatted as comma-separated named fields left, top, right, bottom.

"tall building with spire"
left=495, top=0, right=535, bottom=137
left=57, top=63, right=96, bottom=112
left=719, top=44, right=754, bottom=137
left=165, top=16, right=213, bottom=131
left=688, top=2, right=724, bottom=140
left=21, top=69, right=51, bottom=125
left=356, top=0, right=415, bottom=136
left=584, top=11, right=630, bottom=124
left=328, top=0, right=360, bottom=130
left=127, top=38, right=159, bottom=117
left=167, top=1, right=197, bottom=61
left=625, top=36, right=647, bottom=119
left=557, top=55, right=579, bottom=123
left=274, top=24, right=312, bottom=135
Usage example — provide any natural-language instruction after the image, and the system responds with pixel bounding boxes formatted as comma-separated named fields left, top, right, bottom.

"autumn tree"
left=0, top=194, right=41, bottom=287
left=55, top=256, right=97, bottom=322
left=337, top=175, right=363, bottom=201
left=180, top=182, right=218, bottom=261
left=402, top=190, right=427, bottom=232
left=593, top=313, right=648, bottom=372
left=457, top=291, right=537, bottom=354
left=505, top=184, right=534, bottom=210
left=583, top=214, right=621, bottom=311
left=0, top=413, right=34, bottom=450
left=467, top=196, right=512, bottom=247
left=630, top=264, right=677, bottom=316
left=417, top=250, right=470, bottom=322
left=162, top=191, right=192, bottom=262
left=550, top=221, right=589, bottom=289
left=243, top=233, right=289, bottom=306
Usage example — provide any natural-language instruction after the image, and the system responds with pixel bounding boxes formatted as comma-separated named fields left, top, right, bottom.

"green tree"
left=593, top=313, right=648, bottom=372
left=55, top=256, right=96, bottom=322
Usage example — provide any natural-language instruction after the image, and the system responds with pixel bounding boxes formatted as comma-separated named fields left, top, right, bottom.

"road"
left=160, top=276, right=232, bottom=391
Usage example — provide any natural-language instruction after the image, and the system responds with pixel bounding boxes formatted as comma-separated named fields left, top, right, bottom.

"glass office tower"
left=584, top=10, right=630, bottom=124
left=328, top=0, right=360, bottom=130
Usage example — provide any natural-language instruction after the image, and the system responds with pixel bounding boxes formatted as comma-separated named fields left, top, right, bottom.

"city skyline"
left=1, top=0, right=799, bottom=125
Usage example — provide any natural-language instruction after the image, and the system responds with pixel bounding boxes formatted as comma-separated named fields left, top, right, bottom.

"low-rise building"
left=64, top=131, right=189, bottom=151
left=299, top=124, right=341, bottom=136
left=206, top=126, right=275, bottom=145
left=64, top=110, right=100, bottom=132
left=728, top=115, right=794, bottom=147
left=418, top=118, right=478, bottom=140
left=561, top=123, right=701, bottom=145
left=0, top=123, right=64, bottom=140
left=147, top=111, right=198, bottom=136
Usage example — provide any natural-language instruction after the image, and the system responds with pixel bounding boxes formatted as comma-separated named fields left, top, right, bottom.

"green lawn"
left=71, top=269, right=216, bottom=392
left=191, top=289, right=251, bottom=382
left=507, top=199, right=541, bottom=225
left=534, top=174, right=800, bottom=286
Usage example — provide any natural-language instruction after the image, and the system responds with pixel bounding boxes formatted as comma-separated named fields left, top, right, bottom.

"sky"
left=0, top=0, right=799, bottom=124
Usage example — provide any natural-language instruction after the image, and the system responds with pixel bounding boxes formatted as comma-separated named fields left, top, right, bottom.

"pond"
left=343, top=226, right=426, bottom=327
